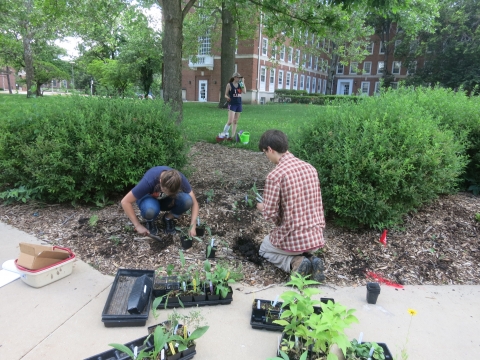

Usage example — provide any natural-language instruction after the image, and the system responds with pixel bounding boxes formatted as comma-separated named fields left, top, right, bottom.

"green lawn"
left=0, top=94, right=322, bottom=151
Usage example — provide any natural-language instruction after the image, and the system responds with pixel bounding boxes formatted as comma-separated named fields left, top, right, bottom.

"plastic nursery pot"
left=180, top=236, right=192, bottom=250
left=193, top=293, right=206, bottom=302
left=195, top=227, right=205, bottom=236
left=206, top=289, right=220, bottom=301
left=366, top=282, right=381, bottom=304
left=220, top=286, right=233, bottom=300
left=206, top=245, right=217, bottom=259
left=182, top=344, right=196, bottom=357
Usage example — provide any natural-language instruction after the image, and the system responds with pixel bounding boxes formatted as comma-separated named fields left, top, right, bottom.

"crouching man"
left=257, top=130, right=326, bottom=281
left=121, top=167, right=199, bottom=237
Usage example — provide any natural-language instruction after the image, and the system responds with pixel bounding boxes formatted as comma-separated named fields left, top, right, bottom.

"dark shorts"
left=228, top=104, right=242, bottom=113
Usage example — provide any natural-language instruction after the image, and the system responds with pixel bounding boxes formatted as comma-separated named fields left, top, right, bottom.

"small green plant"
left=108, top=235, right=121, bottom=246
left=0, top=185, right=41, bottom=204
left=345, top=339, right=385, bottom=360
left=88, top=214, right=99, bottom=227
left=475, top=213, right=480, bottom=222
left=232, top=200, right=241, bottom=220
left=168, top=309, right=209, bottom=352
left=205, top=189, right=215, bottom=203
left=397, top=309, right=417, bottom=360
left=204, top=259, right=243, bottom=298
left=175, top=225, right=203, bottom=243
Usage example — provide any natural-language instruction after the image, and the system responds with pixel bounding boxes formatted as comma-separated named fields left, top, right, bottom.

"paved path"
left=1, top=221, right=479, bottom=359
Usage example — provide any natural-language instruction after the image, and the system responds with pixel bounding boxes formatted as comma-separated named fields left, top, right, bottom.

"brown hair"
left=160, top=169, right=182, bottom=195
left=228, top=77, right=235, bottom=83
left=258, top=130, right=289, bottom=153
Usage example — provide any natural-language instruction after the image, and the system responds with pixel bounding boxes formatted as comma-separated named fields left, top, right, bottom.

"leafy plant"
left=175, top=225, right=203, bottom=243
left=205, top=189, right=214, bottom=203
left=345, top=339, right=385, bottom=360
left=88, top=214, right=99, bottom=227
left=475, top=213, right=480, bottom=222
left=108, top=235, right=121, bottom=246
left=203, top=259, right=243, bottom=298
left=168, top=309, right=209, bottom=352
left=0, top=185, right=41, bottom=204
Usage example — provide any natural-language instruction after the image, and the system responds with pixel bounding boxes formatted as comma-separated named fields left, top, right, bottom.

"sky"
left=56, top=3, right=162, bottom=61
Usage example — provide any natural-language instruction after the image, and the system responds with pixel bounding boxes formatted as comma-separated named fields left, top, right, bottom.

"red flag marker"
left=379, top=229, right=387, bottom=246
left=366, top=271, right=404, bottom=289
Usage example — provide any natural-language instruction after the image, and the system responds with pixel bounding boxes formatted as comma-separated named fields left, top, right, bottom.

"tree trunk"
left=218, top=2, right=236, bottom=108
left=326, top=43, right=338, bottom=95
left=22, top=0, right=34, bottom=98
left=161, top=0, right=185, bottom=124
left=6, top=66, right=12, bottom=94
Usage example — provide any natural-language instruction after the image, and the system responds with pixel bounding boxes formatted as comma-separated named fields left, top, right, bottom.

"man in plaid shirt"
left=257, top=130, right=325, bottom=281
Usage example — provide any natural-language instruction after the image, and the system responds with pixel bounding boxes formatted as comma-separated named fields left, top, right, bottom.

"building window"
left=260, top=67, right=266, bottom=82
left=280, top=46, right=285, bottom=61
left=337, top=63, right=344, bottom=74
left=300, top=75, right=305, bottom=90
left=377, top=61, right=384, bottom=75
left=271, top=45, right=277, bottom=60
left=391, top=82, right=398, bottom=89
left=53, top=80, right=57, bottom=86
left=306, top=76, right=311, bottom=93
left=198, top=36, right=211, bottom=55
left=288, top=47, right=293, bottom=63
left=262, top=38, right=268, bottom=56
left=363, top=61, right=372, bottom=75
left=312, top=78, right=316, bottom=93
left=366, top=42, right=374, bottom=54
left=303, top=54, right=307, bottom=67
left=293, top=73, right=298, bottom=90
left=392, top=61, right=401, bottom=74
left=296, top=49, right=301, bottom=64
left=278, top=70, right=284, bottom=88
left=309, top=55, right=313, bottom=69
left=317, top=78, right=322, bottom=93
left=323, top=79, right=327, bottom=94
left=374, top=82, right=380, bottom=95
left=350, top=62, right=358, bottom=74
left=269, top=69, right=275, bottom=88
left=361, top=82, right=370, bottom=95
left=379, top=41, right=385, bottom=54
left=286, top=72, right=291, bottom=89
left=314, top=57, right=319, bottom=71
left=324, top=59, right=329, bottom=72
left=407, top=60, right=417, bottom=75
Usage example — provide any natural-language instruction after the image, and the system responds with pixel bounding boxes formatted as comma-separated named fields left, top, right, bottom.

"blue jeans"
left=136, top=193, right=193, bottom=221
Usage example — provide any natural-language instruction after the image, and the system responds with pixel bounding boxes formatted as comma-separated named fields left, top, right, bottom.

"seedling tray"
left=102, top=269, right=154, bottom=327
left=250, top=298, right=334, bottom=331
left=155, top=289, right=233, bottom=309
left=84, top=335, right=152, bottom=360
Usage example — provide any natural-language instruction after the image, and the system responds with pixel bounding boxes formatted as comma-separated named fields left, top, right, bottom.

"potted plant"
left=345, top=339, right=388, bottom=360
left=168, top=309, right=209, bottom=357
left=175, top=225, right=203, bottom=250
left=204, top=259, right=243, bottom=299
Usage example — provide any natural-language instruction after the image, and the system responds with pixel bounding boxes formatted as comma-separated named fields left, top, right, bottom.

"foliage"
left=345, top=340, right=385, bottom=360
left=0, top=96, right=186, bottom=204
left=88, top=214, right=99, bottom=227
left=293, top=87, right=468, bottom=229
left=167, top=309, right=209, bottom=351
left=475, top=213, right=480, bottom=222
left=203, top=259, right=243, bottom=298
left=0, top=185, right=41, bottom=204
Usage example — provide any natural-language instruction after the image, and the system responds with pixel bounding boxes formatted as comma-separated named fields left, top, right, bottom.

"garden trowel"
left=147, top=233, right=162, bottom=242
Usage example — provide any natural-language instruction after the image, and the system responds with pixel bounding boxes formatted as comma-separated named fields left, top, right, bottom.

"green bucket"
left=239, top=131, right=250, bottom=144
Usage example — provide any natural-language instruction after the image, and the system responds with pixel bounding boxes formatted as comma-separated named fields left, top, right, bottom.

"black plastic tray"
left=377, top=343, right=393, bottom=360
left=250, top=297, right=334, bottom=331
left=102, top=269, right=154, bottom=327
left=155, top=289, right=233, bottom=309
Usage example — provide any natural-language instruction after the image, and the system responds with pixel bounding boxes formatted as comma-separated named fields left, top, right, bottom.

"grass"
left=0, top=94, right=323, bottom=152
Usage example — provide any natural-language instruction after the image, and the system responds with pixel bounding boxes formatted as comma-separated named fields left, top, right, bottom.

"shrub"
left=0, top=96, right=186, bottom=204
left=292, top=87, right=468, bottom=229
left=412, top=86, right=480, bottom=193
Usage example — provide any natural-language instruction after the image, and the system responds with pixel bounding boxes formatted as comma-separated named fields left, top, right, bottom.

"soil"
left=1, top=142, right=480, bottom=288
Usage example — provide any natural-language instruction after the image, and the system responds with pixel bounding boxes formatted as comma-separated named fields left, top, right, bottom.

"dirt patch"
left=1, top=142, right=479, bottom=287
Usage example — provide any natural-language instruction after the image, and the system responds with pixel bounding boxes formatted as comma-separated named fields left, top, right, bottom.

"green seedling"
left=475, top=213, right=480, bottom=222
left=205, top=189, right=214, bottom=203
left=89, top=214, right=99, bottom=227
left=108, top=235, right=121, bottom=246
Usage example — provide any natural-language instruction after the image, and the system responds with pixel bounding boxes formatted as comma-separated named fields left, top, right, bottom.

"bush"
left=411, top=86, right=480, bottom=194
left=0, top=96, right=186, bottom=204
left=292, top=87, right=468, bottom=229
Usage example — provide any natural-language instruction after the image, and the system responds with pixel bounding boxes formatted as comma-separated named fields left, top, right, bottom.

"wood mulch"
left=1, top=142, right=479, bottom=288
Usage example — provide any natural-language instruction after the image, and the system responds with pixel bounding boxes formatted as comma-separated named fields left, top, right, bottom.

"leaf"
left=108, top=343, right=134, bottom=358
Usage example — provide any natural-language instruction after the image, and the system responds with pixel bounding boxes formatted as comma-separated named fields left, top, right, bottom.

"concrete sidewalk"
left=1, top=220, right=479, bottom=360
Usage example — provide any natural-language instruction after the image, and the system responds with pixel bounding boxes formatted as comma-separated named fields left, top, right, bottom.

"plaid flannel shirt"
left=263, top=152, right=325, bottom=252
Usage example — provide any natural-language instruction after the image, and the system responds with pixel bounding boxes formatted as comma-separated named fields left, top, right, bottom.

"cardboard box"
left=16, top=243, right=71, bottom=270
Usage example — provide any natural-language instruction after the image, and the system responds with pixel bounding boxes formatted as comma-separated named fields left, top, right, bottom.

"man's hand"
left=135, top=224, right=149, bottom=235
left=256, top=202, right=264, bottom=212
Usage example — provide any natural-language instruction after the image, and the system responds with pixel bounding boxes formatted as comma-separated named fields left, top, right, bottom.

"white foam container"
left=15, top=249, right=76, bottom=288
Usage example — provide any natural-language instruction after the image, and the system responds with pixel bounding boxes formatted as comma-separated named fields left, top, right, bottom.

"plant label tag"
left=169, top=342, right=176, bottom=354
left=257, top=299, right=261, bottom=309
left=272, top=295, right=279, bottom=307
left=134, top=346, right=138, bottom=358
left=161, top=349, right=165, bottom=359
left=358, top=332, right=363, bottom=344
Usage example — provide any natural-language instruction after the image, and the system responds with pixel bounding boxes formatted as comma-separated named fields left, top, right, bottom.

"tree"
left=406, top=0, right=480, bottom=94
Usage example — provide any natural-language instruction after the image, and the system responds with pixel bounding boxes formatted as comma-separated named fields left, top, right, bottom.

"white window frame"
left=286, top=72, right=291, bottom=89
left=309, top=55, right=313, bottom=69
left=315, top=56, right=319, bottom=71
left=278, top=70, right=284, bottom=89
left=269, top=68, right=276, bottom=90
left=407, top=60, right=417, bottom=75
left=379, top=41, right=385, bottom=54
left=391, top=82, right=398, bottom=89
left=300, top=75, right=305, bottom=90
left=260, top=66, right=266, bottom=91
left=288, top=47, right=293, bottom=63
left=392, top=61, right=401, bottom=75
left=306, top=76, right=311, bottom=93
left=337, top=63, right=344, bottom=74
left=323, top=79, right=327, bottom=94
left=361, top=82, right=370, bottom=95
left=262, top=38, right=268, bottom=56
left=366, top=42, right=374, bottom=54
left=293, top=73, right=298, bottom=90
left=363, top=61, right=372, bottom=75
left=317, top=78, right=322, bottom=93
left=296, top=49, right=301, bottom=64
left=303, top=54, right=307, bottom=67
left=350, top=62, right=358, bottom=75
left=374, top=81, right=380, bottom=95
left=377, top=61, right=384, bottom=75
left=280, top=46, right=285, bottom=61
left=198, top=36, right=211, bottom=55
left=312, top=78, right=316, bottom=94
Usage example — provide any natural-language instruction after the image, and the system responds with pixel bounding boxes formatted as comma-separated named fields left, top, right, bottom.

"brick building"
left=182, top=23, right=416, bottom=103
left=0, top=67, right=16, bottom=91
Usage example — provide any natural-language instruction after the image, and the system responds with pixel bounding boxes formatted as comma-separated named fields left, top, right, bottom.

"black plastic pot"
left=206, top=245, right=217, bottom=258
left=366, top=282, right=381, bottom=304
left=180, top=236, right=192, bottom=250
left=84, top=335, right=152, bottom=360
left=153, top=276, right=180, bottom=298
left=206, top=289, right=220, bottom=301
left=220, top=286, right=233, bottom=300
left=193, top=293, right=206, bottom=302
left=182, top=344, right=196, bottom=357
left=195, top=227, right=205, bottom=236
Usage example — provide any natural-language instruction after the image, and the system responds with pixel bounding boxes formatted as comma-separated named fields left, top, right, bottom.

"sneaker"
left=311, top=257, right=325, bottom=282
left=145, top=220, right=158, bottom=236
left=162, top=214, right=176, bottom=234
left=290, top=256, right=312, bottom=278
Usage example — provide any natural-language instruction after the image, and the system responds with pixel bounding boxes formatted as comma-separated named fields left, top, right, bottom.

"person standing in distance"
left=121, top=167, right=199, bottom=237
left=221, top=72, right=246, bottom=140
left=257, top=130, right=326, bottom=281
